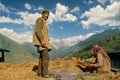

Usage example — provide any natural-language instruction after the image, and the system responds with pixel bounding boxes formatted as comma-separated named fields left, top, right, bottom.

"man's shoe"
left=42, top=75, right=51, bottom=78
left=55, top=75, right=61, bottom=80
left=38, top=73, right=42, bottom=77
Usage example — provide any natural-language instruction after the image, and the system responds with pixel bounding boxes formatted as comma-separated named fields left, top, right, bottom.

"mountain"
left=22, top=42, right=38, bottom=58
left=0, top=33, right=37, bottom=63
left=49, top=46, right=68, bottom=59
left=65, top=28, right=120, bottom=59
left=52, top=28, right=120, bottom=59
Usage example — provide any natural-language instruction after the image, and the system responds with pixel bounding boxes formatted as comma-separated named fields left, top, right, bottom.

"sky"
left=0, top=0, right=120, bottom=49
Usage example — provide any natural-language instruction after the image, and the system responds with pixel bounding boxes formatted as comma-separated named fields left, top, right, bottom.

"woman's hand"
left=88, top=64, right=94, bottom=68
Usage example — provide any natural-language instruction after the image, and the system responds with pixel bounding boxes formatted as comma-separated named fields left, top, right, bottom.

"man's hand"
left=41, top=41, right=46, bottom=47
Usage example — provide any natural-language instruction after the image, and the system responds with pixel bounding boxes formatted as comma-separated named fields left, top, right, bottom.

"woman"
left=88, top=45, right=111, bottom=73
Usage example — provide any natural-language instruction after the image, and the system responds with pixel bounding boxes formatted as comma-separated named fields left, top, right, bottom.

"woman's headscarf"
left=91, top=45, right=110, bottom=61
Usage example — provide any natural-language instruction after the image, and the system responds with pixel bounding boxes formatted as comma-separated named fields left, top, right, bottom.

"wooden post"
left=0, top=49, right=10, bottom=62
left=1, top=51, right=4, bottom=62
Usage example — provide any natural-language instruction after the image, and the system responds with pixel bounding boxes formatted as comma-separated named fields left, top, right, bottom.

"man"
left=32, top=10, right=52, bottom=78
left=87, top=45, right=111, bottom=73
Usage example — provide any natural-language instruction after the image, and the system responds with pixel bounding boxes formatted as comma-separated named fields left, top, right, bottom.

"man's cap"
left=41, top=10, right=49, bottom=14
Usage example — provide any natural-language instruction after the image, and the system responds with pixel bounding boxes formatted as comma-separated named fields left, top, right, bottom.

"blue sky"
left=0, top=0, right=120, bottom=49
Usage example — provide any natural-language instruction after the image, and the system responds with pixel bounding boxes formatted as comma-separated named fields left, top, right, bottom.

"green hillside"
left=22, top=42, right=38, bottom=58
left=0, top=33, right=37, bottom=63
left=69, top=35, right=120, bottom=59
left=62, top=29, right=120, bottom=57
left=49, top=46, right=69, bottom=59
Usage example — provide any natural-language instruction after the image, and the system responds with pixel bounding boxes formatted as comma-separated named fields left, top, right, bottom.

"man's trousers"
left=38, top=48, right=49, bottom=76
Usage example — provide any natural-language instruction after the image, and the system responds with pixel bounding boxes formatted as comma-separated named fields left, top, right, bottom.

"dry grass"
left=0, top=61, right=42, bottom=80
left=0, top=57, right=120, bottom=80
left=0, top=57, right=81, bottom=80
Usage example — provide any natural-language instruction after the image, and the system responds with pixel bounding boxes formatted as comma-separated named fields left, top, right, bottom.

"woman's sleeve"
left=94, top=53, right=103, bottom=68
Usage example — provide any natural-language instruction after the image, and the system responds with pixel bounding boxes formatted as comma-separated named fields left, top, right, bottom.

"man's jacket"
left=32, top=17, right=52, bottom=51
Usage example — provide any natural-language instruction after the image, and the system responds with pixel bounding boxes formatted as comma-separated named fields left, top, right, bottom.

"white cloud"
left=0, top=11, right=41, bottom=27
left=0, top=28, right=32, bottom=43
left=34, top=6, right=44, bottom=11
left=83, top=0, right=93, bottom=5
left=50, top=33, right=94, bottom=49
left=24, top=3, right=32, bottom=10
left=110, top=0, right=120, bottom=3
left=97, top=0, right=108, bottom=5
left=97, top=0, right=120, bottom=5
left=16, top=11, right=40, bottom=26
left=0, top=2, right=41, bottom=27
left=70, top=6, right=80, bottom=13
left=54, top=3, right=77, bottom=22
left=88, top=0, right=93, bottom=5
left=0, top=2, right=40, bottom=26
left=47, top=12, right=55, bottom=24
left=47, top=3, right=77, bottom=24
left=81, top=1, right=120, bottom=29
left=0, top=11, right=51, bottom=27
left=0, top=2, right=10, bottom=13
left=0, top=16, right=22, bottom=24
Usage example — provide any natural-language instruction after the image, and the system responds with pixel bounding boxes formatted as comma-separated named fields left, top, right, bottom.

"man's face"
left=42, top=13, right=49, bottom=21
